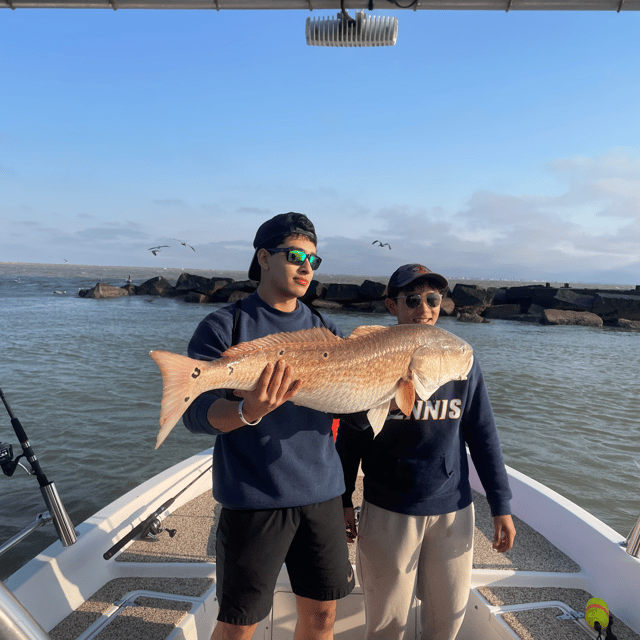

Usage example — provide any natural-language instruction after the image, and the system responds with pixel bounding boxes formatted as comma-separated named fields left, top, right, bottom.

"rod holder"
left=40, top=482, right=77, bottom=547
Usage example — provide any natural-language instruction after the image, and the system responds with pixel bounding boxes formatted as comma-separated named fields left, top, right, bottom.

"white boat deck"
left=44, top=482, right=640, bottom=640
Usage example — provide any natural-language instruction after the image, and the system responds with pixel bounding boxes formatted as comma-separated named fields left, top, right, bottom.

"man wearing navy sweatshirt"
left=183, top=213, right=354, bottom=640
left=336, top=263, right=516, bottom=640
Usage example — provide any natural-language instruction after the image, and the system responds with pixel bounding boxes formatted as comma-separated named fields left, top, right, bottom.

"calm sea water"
left=1, top=263, right=639, bottom=581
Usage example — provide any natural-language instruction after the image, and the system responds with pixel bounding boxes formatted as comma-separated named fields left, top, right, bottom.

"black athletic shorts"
left=215, top=495, right=355, bottom=626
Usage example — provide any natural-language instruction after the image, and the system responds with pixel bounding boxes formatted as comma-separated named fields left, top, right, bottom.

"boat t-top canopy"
left=3, top=0, right=636, bottom=47
left=2, top=0, right=639, bottom=9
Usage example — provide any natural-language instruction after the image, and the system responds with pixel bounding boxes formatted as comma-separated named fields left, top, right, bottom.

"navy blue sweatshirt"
left=336, top=358, right=512, bottom=517
left=183, top=292, right=346, bottom=510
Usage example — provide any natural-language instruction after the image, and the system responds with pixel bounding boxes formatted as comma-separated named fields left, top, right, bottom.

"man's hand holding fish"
left=211, top=359, right=302, bottom=432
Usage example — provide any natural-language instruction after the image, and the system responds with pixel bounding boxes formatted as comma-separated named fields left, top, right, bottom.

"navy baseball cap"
left=248, top=212, right=318, bottom=281
left=387, top=264, right=449, bottom=298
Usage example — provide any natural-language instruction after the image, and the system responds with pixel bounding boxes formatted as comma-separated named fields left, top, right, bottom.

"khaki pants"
left=356, top=500, right=474, bottom=640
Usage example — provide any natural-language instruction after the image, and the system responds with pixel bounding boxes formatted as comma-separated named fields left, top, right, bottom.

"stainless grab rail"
left=0, top=513, right=50, bottom=560
left=0, top=582, right=51, bottom=640
left=625, top=514, right=640, bottom=558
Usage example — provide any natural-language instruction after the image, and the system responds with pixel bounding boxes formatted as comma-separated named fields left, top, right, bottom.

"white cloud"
left=2, top=150, right=640, bottom=284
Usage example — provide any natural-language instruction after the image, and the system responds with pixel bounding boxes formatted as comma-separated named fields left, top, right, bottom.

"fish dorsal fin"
left=348, top=325, right=388, bottom=339
left=222, top=327, right=341, bottom=358
left=367, top=400, right=391, bottom=435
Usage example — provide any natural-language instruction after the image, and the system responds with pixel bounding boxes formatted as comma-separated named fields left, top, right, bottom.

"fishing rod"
left=0, top=387, right=77, bottom=549
left=103, top=461, right=213, bottom=560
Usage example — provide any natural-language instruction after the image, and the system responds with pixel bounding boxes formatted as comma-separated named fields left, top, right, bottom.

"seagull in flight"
left=172, top=238, right=196, bottom=252
left=148, top=245, right=169, bottom=256
left=372, top=240, right=392, bottom=250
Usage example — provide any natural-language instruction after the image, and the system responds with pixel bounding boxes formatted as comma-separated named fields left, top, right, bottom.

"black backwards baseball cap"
left=387, top=264, right=449, bottom=298
left=248, top=212, right=318, bottom=282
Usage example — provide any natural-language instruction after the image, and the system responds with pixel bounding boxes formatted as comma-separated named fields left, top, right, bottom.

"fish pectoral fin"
left=411, top=371, right=440, bottom=402
left=367, top=401, right=391, bottom=435
left=409, top=346, right=444, bottom=401
left=395, top=378, right=415, bottom=416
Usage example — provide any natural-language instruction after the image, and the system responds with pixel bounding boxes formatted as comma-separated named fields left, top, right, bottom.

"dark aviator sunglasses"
left=396, top=293, right=442, bottom=309
left=266, top=247, right=322, bottom=270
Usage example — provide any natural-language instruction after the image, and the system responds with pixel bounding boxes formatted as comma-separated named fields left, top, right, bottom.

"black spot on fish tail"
left=191, top=367, right=201, bottom=379
left=184, top=397, right=190, bottom=403
left=279, top=350, right=285, bottom=355
left=323, top=352, right=328, bottom=358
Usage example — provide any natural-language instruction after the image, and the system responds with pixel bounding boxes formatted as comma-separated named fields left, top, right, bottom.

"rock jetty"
left=78, top=274, right=640, bottom=329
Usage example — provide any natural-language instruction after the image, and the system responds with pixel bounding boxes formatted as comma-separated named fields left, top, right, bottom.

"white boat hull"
left=3, top=448, right=640, bottom=640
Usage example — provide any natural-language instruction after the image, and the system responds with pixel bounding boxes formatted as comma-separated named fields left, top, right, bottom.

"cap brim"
left=427, top=274, right=449, bottom=290
left=388, top=272, right=449, bottom=297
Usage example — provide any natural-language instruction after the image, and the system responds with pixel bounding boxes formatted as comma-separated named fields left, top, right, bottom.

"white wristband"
left=238, top=399, right=262, bottom=426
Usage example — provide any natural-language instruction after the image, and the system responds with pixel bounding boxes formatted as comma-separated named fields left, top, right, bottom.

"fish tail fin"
left=150, top=350, right=205, bottom=449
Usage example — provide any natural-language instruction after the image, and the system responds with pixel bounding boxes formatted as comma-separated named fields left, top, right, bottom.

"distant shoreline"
left=1, top=261, right=637, bottom=291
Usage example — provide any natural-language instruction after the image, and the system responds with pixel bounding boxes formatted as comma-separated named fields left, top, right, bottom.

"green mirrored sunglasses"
left=266, top=247, right=322, bottom=270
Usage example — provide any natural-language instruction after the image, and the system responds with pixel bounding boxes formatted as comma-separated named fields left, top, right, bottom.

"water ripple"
left=1, top=269, right=639, bottom=580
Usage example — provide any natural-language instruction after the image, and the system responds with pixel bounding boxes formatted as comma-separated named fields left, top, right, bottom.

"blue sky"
left=2, top=7, right=640, bottom=283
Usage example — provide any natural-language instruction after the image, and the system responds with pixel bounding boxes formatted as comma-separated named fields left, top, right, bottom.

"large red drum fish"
left=150, top=323, right=473, bottom=448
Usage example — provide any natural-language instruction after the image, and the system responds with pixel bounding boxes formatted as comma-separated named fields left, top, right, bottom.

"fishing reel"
left=140, top=516, right=177, bottom=541
left=1, top=388, right=77, bottom=548
left=0, top=441, right=30, bottom=477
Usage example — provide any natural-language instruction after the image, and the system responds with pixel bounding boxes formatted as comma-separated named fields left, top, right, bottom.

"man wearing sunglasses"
left=183, top=213, right=354, bottom=640
left=337, top=263, right=515, bottom=640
